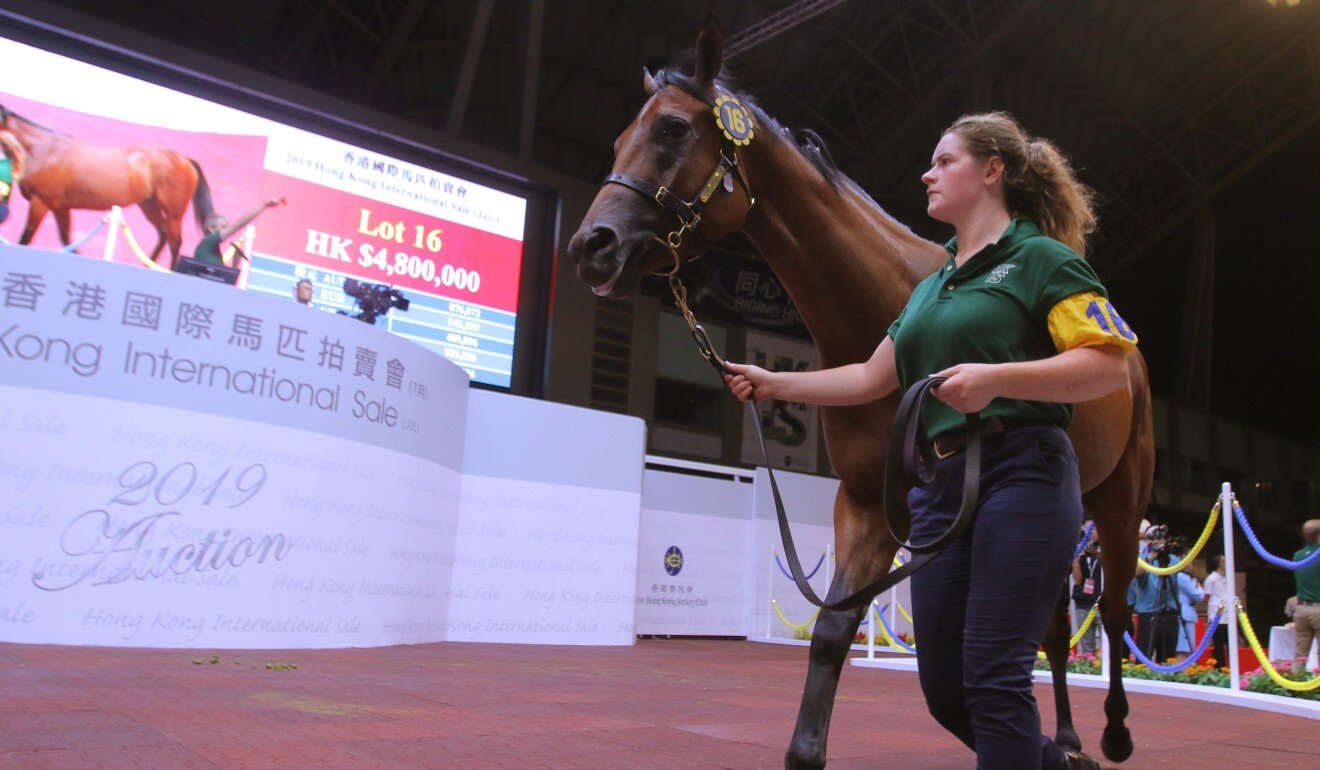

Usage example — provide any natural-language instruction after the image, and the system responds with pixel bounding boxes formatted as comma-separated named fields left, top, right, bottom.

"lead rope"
left=666, top=268, right=983, bottom=611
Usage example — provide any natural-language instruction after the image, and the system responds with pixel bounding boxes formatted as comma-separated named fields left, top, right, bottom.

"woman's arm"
left=724, top=336, right=899, bottom=406
left=929, top=344, right=1130, bottom=414
left=221, top=197, right=286, bottom=240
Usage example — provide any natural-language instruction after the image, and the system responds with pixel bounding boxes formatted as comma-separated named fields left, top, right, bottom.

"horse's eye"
left=660, top=118, right=690, bottom=141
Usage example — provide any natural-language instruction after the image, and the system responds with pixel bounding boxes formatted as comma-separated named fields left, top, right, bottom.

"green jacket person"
left=725, top=112, right=1135, bottom=770
left=195, top=196, right=286, bottom=265
left=0, top=130, right=25, bottom=226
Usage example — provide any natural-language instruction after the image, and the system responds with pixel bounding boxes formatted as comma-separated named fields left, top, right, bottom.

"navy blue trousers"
left=908, top=424, right=1082, bottom=770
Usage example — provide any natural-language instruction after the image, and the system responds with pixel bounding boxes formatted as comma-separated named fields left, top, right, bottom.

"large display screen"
left=0, top=34, right=538, bottom=389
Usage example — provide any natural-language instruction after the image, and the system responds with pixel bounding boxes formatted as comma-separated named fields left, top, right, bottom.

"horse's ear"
left=643, top=68, right=656, bottom=95
left=693, top=13, right=724, bottom=91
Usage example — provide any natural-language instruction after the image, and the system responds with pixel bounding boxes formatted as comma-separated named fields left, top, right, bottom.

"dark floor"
left=1, top=639, right=1316, bottom=769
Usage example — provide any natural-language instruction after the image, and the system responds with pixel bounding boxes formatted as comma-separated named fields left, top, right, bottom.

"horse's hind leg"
left=53, top=209, right=73, bottom=249
left=19, top=197, right=49, bottom=245
left=1043, top=587, right=1081, bottom=753
left=1097, top=583, right=1134, bottom=762
left=1088, top=478, right=1144, bottom=763
left=137, top=199, right=172, bottom=269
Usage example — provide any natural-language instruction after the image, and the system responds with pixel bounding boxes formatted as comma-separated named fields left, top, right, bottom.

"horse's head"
left=567, top=19, right=756, bottom=298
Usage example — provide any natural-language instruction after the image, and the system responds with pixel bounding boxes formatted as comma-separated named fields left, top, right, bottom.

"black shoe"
left=1063, top=751, right=1101, bottom=770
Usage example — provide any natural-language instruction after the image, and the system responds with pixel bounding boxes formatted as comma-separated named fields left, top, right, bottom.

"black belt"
left=930, top=417, right=1055, bottom=460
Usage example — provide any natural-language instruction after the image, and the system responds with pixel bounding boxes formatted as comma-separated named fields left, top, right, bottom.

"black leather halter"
left=600, top=86, right=753, bottom=254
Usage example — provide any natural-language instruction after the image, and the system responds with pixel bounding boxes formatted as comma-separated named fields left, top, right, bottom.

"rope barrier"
left=1137, top=500, right=1219, bottom=575
left=874, top=603, right=915, bottom=652
left=59, top=218, right=106, bottom=253
left=1070, top=602, right=1100, bottom=649
left=118, top=222, right=172, bottom=273
left=1231, top=498, right=1320, bottom=571
left=1235, top=601, right=1320, bottom=691
left=1072, top=521, right=1096, bottom=561
left=774, top=552, right=826, bottom=581
left=770, top=598, right=820, bottom=632
left=1122, top=607, right=1224, bottom=674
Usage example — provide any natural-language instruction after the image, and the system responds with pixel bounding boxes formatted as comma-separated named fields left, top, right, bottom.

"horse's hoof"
left=784, top=741, right=825, bottom=770
left=1055, top=727, right=1082, bottom=753
left=1100, top=727, right=1133, bottom=763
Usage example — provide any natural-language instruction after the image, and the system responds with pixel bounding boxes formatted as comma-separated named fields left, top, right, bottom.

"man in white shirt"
left=1203, top=555, right=1229, bottom=667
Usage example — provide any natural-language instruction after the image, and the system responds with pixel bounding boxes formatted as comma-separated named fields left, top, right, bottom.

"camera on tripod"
left=339, top=278, right=410, bottom=325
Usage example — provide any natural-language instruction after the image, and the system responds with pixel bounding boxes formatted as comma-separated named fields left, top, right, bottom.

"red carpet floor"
left=1, top=639, right=1316, bottom=769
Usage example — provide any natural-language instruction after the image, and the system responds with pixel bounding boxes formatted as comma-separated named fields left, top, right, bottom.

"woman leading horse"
left=0, top=104, right=216, bottom=268
left=725, top=112, right=1132, bottom=770
left=568, top=20, right=1151, bottom=770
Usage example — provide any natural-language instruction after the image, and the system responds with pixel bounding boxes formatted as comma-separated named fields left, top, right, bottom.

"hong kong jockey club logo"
left=664, top=546, right=684, bottom=576
left=985, top=263, right=1016, bottom=284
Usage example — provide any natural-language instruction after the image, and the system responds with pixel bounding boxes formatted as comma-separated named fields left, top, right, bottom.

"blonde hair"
left=945, top=112, right=1097, bottom=257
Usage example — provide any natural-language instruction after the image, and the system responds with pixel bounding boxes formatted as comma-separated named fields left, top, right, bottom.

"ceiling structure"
left=11, top=0, right=1320, bottom=441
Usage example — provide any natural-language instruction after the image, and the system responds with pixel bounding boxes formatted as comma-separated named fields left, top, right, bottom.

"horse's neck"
left=4, top=119, right=44, bottom=153
left=739, top=132, right=945, bottom=365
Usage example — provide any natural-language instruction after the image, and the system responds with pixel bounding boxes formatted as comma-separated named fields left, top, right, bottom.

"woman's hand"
left=723, top=362, right=776, bottom=402
left=931, top=362, right=999, bottom=413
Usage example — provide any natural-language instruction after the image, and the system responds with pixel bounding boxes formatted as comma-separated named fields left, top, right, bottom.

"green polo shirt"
left=1296, top=544, right=1320, bottom=602
left=887, top=218, right=1114, bottom=441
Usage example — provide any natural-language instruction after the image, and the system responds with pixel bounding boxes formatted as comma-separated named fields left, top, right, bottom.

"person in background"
left=0, top=130, right=25, bottom=227
left=293, top=279, right=314, bottom=307
left=1202, top=555, right=1230, bottom=667
left=1171, top=544, right=1204, bottom=662
left=1071, top=524, right=1102, bottom=654
left=1291, top=519, right=1320, bottom=668
left=195, top=196, right=285, bottom=266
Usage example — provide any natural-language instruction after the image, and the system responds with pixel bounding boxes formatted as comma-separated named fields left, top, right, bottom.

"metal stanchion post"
left=103, top=206, right=123, bottom=262
left=866, top=600, right=876, bottom=659
left=1222, top=482, right=1241, bottom=690
left=767, top=545, right=775, bottom=639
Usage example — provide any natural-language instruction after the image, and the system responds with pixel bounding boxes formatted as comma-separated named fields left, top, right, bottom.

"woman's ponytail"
left=946, top=113, right=1098, bottom=257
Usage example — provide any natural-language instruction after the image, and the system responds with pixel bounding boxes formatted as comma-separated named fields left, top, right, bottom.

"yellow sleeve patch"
left=1047, top=291, right=1139, bottom=353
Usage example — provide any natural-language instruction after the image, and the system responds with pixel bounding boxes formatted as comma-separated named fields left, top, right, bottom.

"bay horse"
left=0, top=104, right=217, bottom=268
left=567, top=20, right=1153, bottom=770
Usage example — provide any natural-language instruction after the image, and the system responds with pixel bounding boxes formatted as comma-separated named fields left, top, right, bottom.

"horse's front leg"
left=785, top=490, right=897, bottom=770
left=785, top=597, right=866, bottom=770
left=1042, top=587, right=1081, bottom=753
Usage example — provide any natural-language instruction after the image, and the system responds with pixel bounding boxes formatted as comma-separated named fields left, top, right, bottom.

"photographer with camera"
left=1071, top=522, right=1102, bottom=654
left=1128, top=524, right=1200, bottom=663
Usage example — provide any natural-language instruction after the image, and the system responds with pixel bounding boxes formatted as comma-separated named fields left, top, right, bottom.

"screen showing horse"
left=0, top=34, right=531, bottom=390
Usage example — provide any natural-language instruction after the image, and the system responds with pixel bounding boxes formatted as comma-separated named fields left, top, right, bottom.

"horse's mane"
left=0, top=105, right=60, bottom=135
left=651, top=69, right=844, bottom=189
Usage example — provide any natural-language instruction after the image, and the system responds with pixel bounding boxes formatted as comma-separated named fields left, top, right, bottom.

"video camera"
left=340, top=278, right=409, bottom=325
left=1144, top=524, right=1186, bottom=564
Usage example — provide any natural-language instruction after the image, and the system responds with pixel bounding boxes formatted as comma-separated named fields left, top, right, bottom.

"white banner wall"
left=0, top=245, right=468, bottom=648
left=448, top=390, right=645, bottom=645
left=637, top=468, right=753, bottom=636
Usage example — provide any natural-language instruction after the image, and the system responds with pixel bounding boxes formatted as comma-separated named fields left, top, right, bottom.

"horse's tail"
left=189, top=159, right=217, bottom=233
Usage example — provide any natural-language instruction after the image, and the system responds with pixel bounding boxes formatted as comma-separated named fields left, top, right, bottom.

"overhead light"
left=1265, top=0, right=1302, bottom=7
